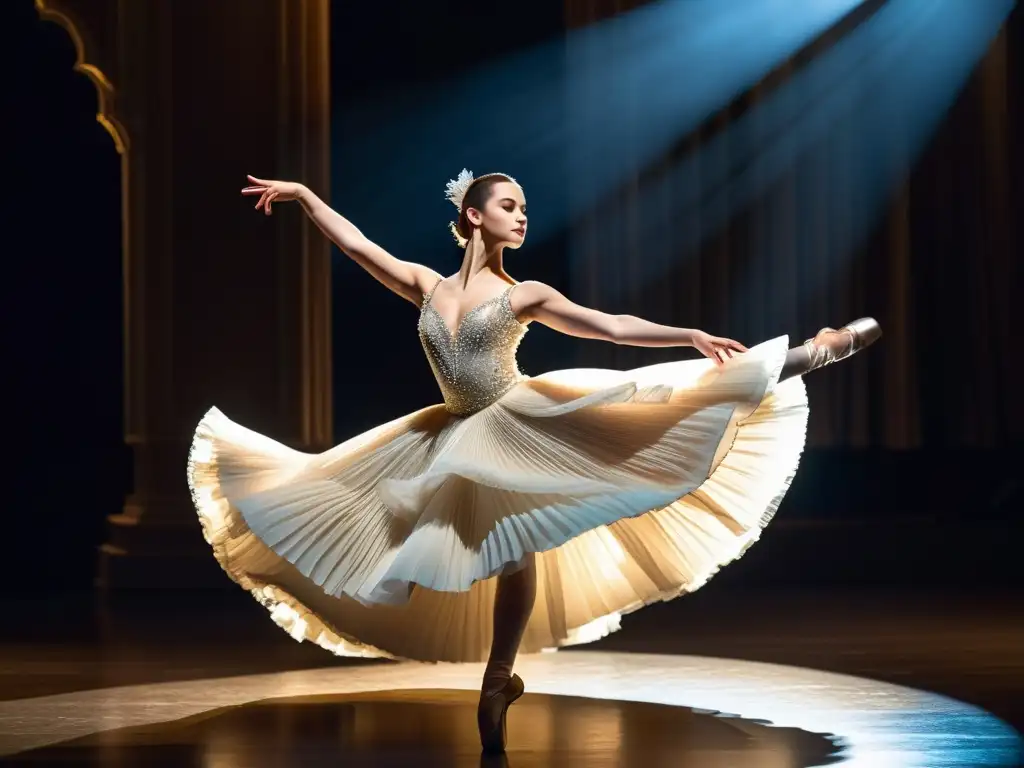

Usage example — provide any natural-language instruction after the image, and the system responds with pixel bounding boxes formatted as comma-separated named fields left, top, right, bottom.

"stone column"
left=36, top=0, right=333, bottom=587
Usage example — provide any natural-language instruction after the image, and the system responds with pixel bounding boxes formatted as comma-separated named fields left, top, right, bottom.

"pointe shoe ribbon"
left=478, top=673, right=525, bottom=754
left=802, top=317, right=882, bottom=372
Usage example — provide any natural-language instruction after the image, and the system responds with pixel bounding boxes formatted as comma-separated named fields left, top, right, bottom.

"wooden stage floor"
left=1, top=587, right=1021, bottom=766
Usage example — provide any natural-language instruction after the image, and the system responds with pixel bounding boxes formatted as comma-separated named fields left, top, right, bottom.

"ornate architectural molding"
left=35, top=0, right=126, bottom=153
left=35, top=0, right=334, bottom=587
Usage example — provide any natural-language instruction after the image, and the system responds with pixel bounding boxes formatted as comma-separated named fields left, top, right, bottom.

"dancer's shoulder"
left=511, top=280, right=557, bottom=299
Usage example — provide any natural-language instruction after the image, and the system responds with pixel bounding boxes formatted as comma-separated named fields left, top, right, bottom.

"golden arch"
left=33, top=0, right=132, bottom=449
left=34, top=0, right=128, bottom=154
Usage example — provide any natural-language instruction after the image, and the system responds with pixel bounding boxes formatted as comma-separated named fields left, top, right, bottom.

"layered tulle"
left=187, top=336, right=808, bottom=662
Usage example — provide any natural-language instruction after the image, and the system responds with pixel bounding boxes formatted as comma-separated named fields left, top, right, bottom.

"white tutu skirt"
left=187, top=336, right=808, bottom=662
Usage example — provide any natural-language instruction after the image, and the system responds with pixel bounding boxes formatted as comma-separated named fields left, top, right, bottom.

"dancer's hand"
left=241, top=175, right=305, bottom=215
left=692, top=331, right=748, bottom=366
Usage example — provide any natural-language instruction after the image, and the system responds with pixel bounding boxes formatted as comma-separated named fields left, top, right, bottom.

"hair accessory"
left=444, top=169, right=520, bottom=247
left=445, top=168, right=475, bottom=212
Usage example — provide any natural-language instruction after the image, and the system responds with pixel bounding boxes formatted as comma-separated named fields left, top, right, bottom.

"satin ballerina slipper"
left=478, top=673, right=525, bottom=754
left=803, top=317, right=882, bottom=372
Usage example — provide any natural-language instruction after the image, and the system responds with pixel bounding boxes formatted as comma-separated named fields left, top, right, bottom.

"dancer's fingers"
left=721, top=337, right=748, bottom=353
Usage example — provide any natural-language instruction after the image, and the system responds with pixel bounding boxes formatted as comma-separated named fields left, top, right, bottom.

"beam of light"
left=332, top=0, right=867, bottom=261
left=578, top=0, right=1015, bottom=312
left=564, top=0, right=871, bottom=221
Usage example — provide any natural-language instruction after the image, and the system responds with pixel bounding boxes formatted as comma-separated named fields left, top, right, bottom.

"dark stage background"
left=328, top=0, right=572, bottom=437
left=2, top=0, right=1021, bottom=596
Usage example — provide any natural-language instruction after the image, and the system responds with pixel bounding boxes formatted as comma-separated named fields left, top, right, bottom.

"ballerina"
left=187, top=169, right=880, bottom=754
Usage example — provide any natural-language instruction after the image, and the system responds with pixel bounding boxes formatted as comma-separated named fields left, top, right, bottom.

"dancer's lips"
left=512, top=228, right=526, bottom=237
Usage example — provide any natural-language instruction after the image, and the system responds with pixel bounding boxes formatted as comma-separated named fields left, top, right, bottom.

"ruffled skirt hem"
left=186, top=336, right=808, bottom=662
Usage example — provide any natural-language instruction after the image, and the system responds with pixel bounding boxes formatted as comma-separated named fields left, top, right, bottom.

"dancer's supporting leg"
left=482, top=553, right=536, bottom=693
left=478, top=553, right=536, bottom=752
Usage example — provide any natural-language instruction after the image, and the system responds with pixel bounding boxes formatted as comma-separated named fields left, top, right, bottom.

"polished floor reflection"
left=6, top=688, right=846, bottom=768
left=1, top=589, right=1021, bottom=767
left=2, top=651, right=1020, bottom=767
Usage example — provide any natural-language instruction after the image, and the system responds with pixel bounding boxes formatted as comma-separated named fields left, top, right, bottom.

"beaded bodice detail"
left=418, top=280, right=528, bottom=416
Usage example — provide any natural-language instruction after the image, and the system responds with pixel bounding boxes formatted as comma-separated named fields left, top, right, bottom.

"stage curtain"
left=564, top=1, right=1017, bottom=449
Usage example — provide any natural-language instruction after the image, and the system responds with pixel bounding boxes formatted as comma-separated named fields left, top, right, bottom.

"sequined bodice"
left=418, top=281, right=528, bottom=416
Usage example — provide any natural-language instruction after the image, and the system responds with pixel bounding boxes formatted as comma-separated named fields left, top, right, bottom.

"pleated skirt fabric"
left=187, top=336, right=808, bottom=662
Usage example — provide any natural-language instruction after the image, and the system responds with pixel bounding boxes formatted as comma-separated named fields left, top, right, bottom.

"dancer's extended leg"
left=780, top=318, right=882, bottom=382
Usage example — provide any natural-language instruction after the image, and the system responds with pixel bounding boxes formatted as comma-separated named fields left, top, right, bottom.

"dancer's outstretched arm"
left=242, top=175, right=440, bottom=305
left=514, top=281, right=747, bottom=366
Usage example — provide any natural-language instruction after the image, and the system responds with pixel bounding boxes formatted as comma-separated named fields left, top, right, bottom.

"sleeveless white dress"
left=187, top=280, right=808, bottom=662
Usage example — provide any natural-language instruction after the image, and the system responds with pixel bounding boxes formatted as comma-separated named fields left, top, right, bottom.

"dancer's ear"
left=466, top=206, right=484, bottom=227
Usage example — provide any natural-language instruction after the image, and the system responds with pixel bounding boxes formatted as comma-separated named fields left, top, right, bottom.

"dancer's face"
left=467, top=181, right=528, bottom=249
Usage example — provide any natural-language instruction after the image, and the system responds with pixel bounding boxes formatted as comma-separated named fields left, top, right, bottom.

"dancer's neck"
left=456, top=236, right=510, bottom=288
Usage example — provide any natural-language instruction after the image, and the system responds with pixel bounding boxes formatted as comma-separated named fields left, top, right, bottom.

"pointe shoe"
left=478, top=673, right=525, bottom=754
left=803, top=317, right=882, bottom=372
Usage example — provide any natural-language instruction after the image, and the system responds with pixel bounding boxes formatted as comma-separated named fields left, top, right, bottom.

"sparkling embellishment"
left=444, top=169, right=475, bottom=211
left=418, top=281, right=528, bottom=417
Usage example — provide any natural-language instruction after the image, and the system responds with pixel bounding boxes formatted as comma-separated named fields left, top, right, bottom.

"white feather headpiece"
left=444, top=168, right=520, bottom=247
left=445, top=168, right=475, bottom=212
